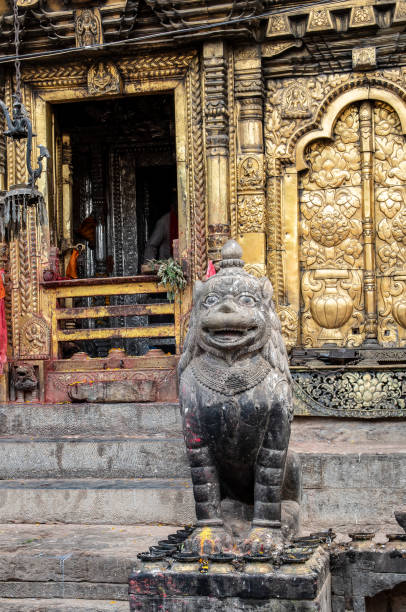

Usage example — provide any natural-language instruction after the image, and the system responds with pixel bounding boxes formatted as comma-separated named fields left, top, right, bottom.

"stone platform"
left=129, top=546, right=331, bottom=611
left=0, top=523, right=174, bottom=609
left=129, top=533, right=406, bottom=612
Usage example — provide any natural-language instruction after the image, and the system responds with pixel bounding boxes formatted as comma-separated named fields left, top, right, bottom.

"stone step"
left=0, top=523, right=174, bottom=602
left=0, top=599, right=129, bottom=611
left=0, top=478, right=194, bottom=524
left=0, top=435, right=188, bottom=479
left=0, top=402, right=181, bottom=437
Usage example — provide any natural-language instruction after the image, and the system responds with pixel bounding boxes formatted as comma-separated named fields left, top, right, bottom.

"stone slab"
left=0, top=599, right=129, bottom=611
left=0, top=402, right=181, bottom=437
left=0, top=582, right=128, bottom=601
left=0, top=479, right=195, bottom=524
left=0, top=435, right=188, bottom=479
left=0, top=523, right=175, bottom=584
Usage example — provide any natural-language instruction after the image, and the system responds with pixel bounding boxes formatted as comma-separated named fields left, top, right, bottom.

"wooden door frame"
left=5, top=51, right=205, bottom=356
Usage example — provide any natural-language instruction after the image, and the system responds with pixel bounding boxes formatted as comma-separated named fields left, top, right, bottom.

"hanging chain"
left=13, top=0, right=21, bottom=102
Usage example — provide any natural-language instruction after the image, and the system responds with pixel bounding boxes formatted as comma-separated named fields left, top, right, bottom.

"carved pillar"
left=234, top=46, right=266, bottom=276
left=61, top=134, right=73, bottom=272
left=3, top=84, right=51, bottom=375
left=359, top=101, right=378, bottom=344
left=203, top=40, right=230, bottom=263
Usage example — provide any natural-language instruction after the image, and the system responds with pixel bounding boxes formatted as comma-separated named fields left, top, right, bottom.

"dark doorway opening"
left=54, top=94, right=177, bottom=358
left=55, top=93, right=177, bottom=279
left=366, top=580, right=406, bottom=611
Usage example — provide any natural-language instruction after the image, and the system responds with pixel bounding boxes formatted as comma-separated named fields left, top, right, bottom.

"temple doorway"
left=52, top=94, right=178, bottom=358
left=54, top=93, right=177, bottom=279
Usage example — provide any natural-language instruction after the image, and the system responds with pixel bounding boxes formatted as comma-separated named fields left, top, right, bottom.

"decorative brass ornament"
left=293, top=369, right=406, bottom=418
left=87, top=62, right=121, bottom=96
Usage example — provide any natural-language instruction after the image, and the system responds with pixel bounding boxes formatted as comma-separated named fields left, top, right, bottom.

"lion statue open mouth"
left=178, top=240, right=300, bottom=555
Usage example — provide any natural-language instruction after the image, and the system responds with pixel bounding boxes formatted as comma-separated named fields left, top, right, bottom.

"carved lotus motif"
left=392, top=209, right=406, bottom=246
left=377, top=188, right=403, bottom=219
left=374, top=103, right=402, bottom=136
left=334, top=107, right=359, bottom=145
left=310, top=206, right=350, bottom=246
left=307, top=146, right=351, bottom=188
left=342, top=372, right=396, bottom=409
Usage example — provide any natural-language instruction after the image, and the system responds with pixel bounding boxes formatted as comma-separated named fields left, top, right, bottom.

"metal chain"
left=13, top=0, right=21, bottom=101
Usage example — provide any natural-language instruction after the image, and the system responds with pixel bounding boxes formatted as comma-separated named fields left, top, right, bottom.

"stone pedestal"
left=129, top=546, right=331, bottom=611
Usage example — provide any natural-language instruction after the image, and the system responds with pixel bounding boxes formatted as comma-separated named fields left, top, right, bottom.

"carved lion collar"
left=190, top=353, right=271, bottom=396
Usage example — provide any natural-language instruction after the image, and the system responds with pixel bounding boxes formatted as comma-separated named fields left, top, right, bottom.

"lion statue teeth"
left=178, top=240, right=301, bottom=555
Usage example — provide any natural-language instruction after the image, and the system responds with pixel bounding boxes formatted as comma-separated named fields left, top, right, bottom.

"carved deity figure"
left=179, top=240, right=300, bottom=555
left=76, top=9, right=99, bottom=47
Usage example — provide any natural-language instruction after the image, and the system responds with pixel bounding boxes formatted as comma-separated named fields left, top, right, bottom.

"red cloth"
left=0, top=270, right=7, bottom=374
left=206, top=260, right=216, bottom=279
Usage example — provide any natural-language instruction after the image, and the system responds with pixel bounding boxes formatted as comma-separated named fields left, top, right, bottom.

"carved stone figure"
left=11, top=362, right=38, bottom=403
left=178, top=240, right=300, bottom=555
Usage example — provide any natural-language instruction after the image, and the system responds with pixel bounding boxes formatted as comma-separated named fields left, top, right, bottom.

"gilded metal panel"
left=299, top=104, right=364, bottom=347
left=374, top=102, right=406, bottom=344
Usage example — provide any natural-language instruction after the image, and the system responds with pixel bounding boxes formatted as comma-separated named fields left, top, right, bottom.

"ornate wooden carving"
left=88, top=62, right=121, bottom=96
left=234, top=45, right=266, bottom=276
left=203, top=41, right=230, bottom=263
left=187, top=55, right=207, bottom=279
left=75, top=8, right=103, bottom=48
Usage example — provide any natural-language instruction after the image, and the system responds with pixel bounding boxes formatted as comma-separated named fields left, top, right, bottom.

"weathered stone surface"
left=0, top=402, right=182, bottom=437
left=0, top=523, right=174, bottom=585
left=0, top=436, right=188, bottom=479
left=0, top=599, right=129, bottom=611
left=0, top=479, right=194, bottom=524
left=0, top=582, right=127, bottom=601
left=68, top=380, right=156, bottom=403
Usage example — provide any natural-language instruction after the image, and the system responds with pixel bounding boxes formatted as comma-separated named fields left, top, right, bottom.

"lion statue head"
left=179, top=240, right=290, bottom=381
left=12, top=362, right=38, bottom=391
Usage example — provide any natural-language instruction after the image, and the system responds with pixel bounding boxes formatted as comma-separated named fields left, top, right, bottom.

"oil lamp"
left=0, top=0, right=49, bottom=240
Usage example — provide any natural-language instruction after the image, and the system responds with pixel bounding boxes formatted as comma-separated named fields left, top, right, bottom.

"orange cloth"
left=66, top=249, right=80, bottom=279
left=0, top=271, right=5, bottom=299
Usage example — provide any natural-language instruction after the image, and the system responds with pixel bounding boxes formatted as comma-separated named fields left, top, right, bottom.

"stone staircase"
left=0, top=402, right=194, bottom=525
left=0, top=401, right=403, bottom=610
left=0, top=402, right=193, bottom=611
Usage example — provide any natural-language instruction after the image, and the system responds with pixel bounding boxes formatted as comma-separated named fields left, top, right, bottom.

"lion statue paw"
left=242, top=527, right=285, bottom=555
left=183, top=526, right=234, bottom=555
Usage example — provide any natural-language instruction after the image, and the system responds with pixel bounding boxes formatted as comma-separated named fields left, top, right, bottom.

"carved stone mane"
left=178, top=240, right=291, bottom=385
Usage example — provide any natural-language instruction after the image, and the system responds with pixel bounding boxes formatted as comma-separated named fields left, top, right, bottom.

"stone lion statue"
left=178, top=240, right=300, bottom=554
left=11, top=362, right=39, bottom=403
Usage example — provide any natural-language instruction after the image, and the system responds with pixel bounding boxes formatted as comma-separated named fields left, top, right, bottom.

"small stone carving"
left=178, top=240, right=300, bottom=555
left=11, top=362, right=38, bottom=403
left=352, top=47, right=376, bottom=70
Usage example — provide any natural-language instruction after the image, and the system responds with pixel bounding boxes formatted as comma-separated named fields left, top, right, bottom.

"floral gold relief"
left=374, top=102, right=406, bottom=345
left=299, top=104, right=364, bottom=347
left=297, top=99, right=406, bottom=348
